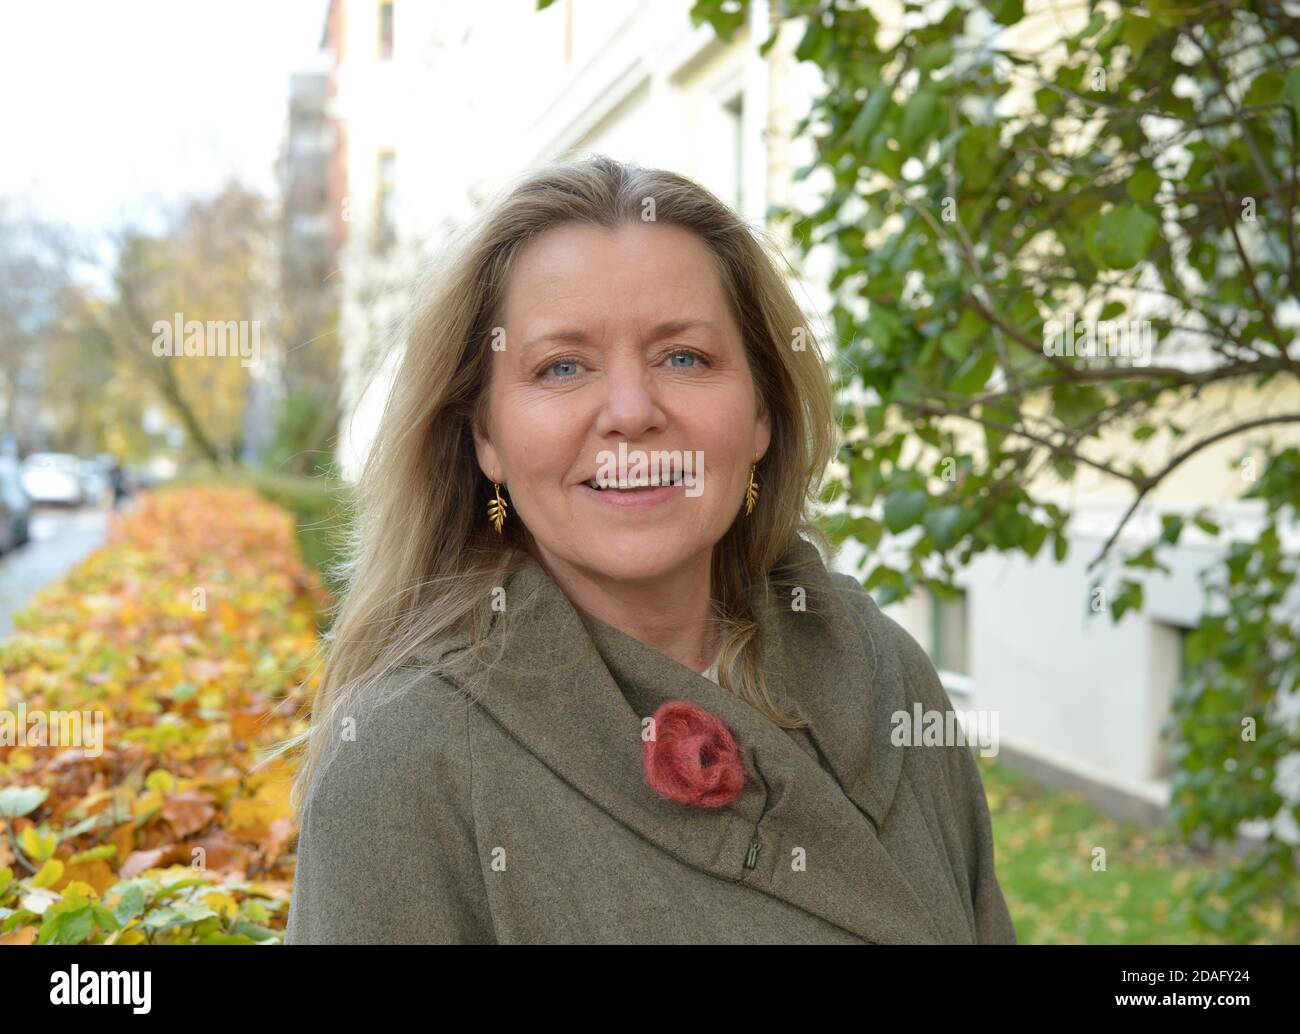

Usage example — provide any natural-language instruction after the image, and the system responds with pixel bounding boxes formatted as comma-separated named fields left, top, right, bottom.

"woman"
left=284, top=155, right=1016, bottom=945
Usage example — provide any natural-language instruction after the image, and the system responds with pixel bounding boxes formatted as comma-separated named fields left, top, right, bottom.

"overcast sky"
left=0, top=0, right=330, bottom=235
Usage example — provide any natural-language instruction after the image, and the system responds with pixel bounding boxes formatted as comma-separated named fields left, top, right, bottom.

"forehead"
left=501, top=221, right=731, bottom=330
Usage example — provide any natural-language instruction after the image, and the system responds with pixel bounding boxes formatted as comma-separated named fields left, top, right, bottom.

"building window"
left=1153, top=623, right=1196, bottom=780
left=379, top=1, right=394, bottom=60
left=1169, top=626, right=1193, bottom=778
left=930, top=587, right=970, bottom=678
left=376, top=149, right=396, bottom=251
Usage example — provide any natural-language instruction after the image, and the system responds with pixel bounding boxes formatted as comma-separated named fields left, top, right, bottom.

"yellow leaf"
left=203, top=890, right=239, bottom=919
left=133, top=789, right=163, bottom=818
left=32, top=858, right=65, bottom=888
left=199, top=689, right=225, bottom=710
left=145, top=769, right=176, bottom=794
left=56, top=878, right=98, bottom=901
left=19, top=825, right=56, bottom=862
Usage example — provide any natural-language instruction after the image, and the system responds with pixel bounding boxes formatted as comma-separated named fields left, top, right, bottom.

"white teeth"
left=585, top=474, right=683, bottom=490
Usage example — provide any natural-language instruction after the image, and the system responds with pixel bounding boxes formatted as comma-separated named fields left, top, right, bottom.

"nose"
left=593, top=355, right=667, bottom=439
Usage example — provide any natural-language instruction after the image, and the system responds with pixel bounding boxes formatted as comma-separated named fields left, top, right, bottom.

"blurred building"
left=280, top=71, right=335, bottom=288
left=262, top=62, right=342, bottom=473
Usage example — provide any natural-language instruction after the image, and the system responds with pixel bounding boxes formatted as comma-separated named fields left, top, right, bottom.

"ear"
left=754, top=395, right=772, bottom=464
left=471, top=412, right=502, bottom=483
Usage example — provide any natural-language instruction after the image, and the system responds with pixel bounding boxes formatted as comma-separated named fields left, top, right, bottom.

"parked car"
left=0, top=456, right=30, bottom=551
left=21, top=453, right=84, bottom=506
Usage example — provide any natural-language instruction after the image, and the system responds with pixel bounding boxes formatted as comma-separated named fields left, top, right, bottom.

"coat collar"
left=420, top=536, right=942, bottom=944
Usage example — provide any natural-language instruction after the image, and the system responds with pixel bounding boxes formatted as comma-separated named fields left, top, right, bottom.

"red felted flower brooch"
left=643, top=700, right=748, bottom=808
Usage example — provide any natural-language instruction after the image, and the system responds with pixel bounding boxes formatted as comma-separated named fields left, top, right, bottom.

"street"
left=0, top=504, right=110, bottom=636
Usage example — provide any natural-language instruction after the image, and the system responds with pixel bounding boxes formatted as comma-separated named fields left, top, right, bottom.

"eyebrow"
left=520, top=318, right=716, bottom=355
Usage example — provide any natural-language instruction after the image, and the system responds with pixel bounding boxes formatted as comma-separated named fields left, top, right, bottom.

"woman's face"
left=473, top=219, right=771, bottom=585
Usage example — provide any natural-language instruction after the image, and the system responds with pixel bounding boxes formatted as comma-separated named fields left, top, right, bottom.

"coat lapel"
left=421, top=537, right=944, bottom=944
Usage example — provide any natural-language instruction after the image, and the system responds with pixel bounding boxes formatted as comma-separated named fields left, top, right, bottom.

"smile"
left=584, top=473, right=684, bottom=490
left=579, top=475, right=687, bottom=509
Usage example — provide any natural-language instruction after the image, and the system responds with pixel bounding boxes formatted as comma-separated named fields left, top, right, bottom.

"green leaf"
left=1051, top=383, right=1105, bottom=428
left=110, top=884, right=147, bottom=925
left=1120, top=14, right=1159, bottom=60
left=1125, top=546, right=1169, bottom=573
left=229, top=919, right=279, bottom=941
left=1193, top=514, right=1220, bottom=536
left=1243, top=70, right=1283, bottom=107
left=916, top=42, right=953, bottom=72
left=0, top=786, right=49, bottom=819
left=883, top=490, right=928, bottom=533
left=794, top=18, right=825, bottom=62
left=863, top=567, right=904, bottom=598
left=1285, top=65, right=1300, bottom=124
left=939, top=334, right=968, bottom=361
left=849, top=515, right=884, bottom=549
left=849, top=88, right=892, bottom=150
left=924, top=506, right=967, bottom=551
left=39, top=906, right=95, bottom=945
left=1095, top=18, right=1125, bottom=52
left=1111, top=579, right=1145, bottom=620
left=1125, top=168, right=1160, bottom=205
left=1093, top=204, right=1161, bottom=269
left=990, top=0, right=1024, bottom=25
left=900, top=91, right=940, bottom=149
left=690, top=0, right=748, bottom=41
left=91, top=904, right=121, bottom=932
left=1160, top=515, right=1184, bottom=545
left=950, top=349, right=997, bottom=395
left=1076, top=10, right=1105, bottom=41
left=955, top=308, right=989, bottom=340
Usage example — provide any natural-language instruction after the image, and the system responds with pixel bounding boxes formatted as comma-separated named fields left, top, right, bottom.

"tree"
left=0, top=201, right=80, bottom=450
left=104, top=183, right=274, bottom=468
left=693, top=0, right=1300, bottom=940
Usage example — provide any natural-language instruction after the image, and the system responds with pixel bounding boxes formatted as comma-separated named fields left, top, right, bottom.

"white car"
left=21, top=453, right=85, bottom=506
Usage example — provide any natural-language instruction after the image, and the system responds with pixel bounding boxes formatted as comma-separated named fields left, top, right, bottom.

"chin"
left=571, top=536, right=702, bottom=583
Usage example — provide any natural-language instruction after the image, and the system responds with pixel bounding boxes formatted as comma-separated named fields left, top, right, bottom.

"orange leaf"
left=119, top=847, right=166, bottom=880
left=161, top=791, right=217, bottom=838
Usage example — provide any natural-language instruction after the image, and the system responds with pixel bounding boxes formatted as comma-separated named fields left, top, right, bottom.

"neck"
left=529, top=543, right=718, bottom=673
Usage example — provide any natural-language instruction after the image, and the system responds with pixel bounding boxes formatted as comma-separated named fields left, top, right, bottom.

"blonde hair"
left=287, top=154, right=838, bottom=818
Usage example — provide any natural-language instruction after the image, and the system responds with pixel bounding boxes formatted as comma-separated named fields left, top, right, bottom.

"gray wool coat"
left=284, top=536, right=1017, bottom=945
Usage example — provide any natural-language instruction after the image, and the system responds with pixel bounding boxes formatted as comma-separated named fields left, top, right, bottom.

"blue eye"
left=540, top=349, right=707, bottom=381
left=546, top=359, right=580, bottom=379
left=667, top=349, right=707, bottom=369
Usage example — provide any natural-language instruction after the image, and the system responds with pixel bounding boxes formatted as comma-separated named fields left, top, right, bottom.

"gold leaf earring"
left=744, top=464, right=759, bottom=516
left=487, top=481, right=509, bottom=534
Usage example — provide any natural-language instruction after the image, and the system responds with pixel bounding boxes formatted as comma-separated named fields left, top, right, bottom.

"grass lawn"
left=980, top=755, right=1296, bottom=944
